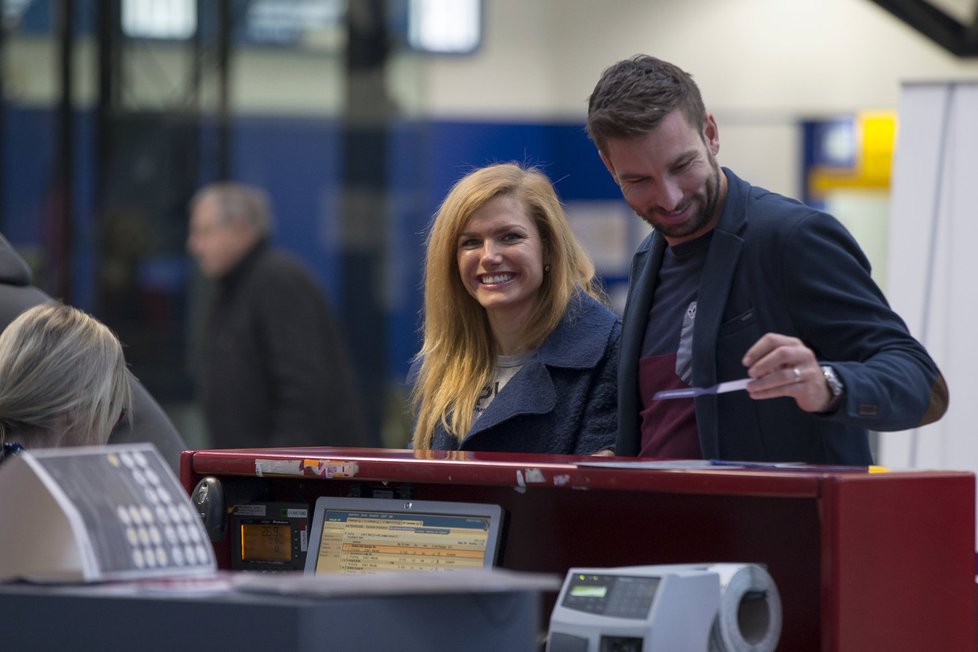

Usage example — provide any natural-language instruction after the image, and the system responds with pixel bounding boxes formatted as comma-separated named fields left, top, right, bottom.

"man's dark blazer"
left=616, top=169, right=948, bottom=464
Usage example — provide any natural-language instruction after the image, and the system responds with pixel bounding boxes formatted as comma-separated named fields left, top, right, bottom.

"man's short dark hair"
left=586, top=55, right=707, bottom=153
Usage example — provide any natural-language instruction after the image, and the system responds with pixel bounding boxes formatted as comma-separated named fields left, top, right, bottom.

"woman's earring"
left=544, top=264, right=551, bottom=273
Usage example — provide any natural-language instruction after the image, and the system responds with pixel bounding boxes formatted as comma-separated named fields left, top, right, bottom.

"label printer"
left=546, top=563, right=781, bottom=652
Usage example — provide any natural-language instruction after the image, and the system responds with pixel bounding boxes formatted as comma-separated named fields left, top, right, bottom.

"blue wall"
left=2, top=108, right=624, bottom=389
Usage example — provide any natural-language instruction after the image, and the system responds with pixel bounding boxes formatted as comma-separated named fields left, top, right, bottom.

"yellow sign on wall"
left=808, top=111, right=896, bottom=198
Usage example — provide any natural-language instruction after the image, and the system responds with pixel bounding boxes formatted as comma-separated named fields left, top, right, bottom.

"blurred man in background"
left=187, top=182, right=372, bottom=449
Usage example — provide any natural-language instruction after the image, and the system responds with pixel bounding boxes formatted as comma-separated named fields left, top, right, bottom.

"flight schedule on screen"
left=313, top=509, right=492, bottom=574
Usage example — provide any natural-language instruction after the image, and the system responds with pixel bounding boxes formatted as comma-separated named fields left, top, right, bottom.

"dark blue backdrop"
left=1, top=108, right=622, bottom=392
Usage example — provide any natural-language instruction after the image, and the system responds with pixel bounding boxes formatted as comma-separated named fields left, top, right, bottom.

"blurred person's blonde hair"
left=411, top=162, right=604, bottom=449
left=0, top=303, right=133, bottom=448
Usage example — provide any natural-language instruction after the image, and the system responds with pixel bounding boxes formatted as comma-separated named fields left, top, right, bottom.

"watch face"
left=822, top=366, right=843, bottom=397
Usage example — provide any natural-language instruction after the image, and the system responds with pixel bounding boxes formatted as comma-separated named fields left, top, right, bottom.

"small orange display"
left=240, top=523, right=291, bottom=561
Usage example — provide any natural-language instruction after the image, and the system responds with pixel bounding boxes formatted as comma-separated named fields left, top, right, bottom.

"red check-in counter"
left=181, top=448, right=976, bottom=651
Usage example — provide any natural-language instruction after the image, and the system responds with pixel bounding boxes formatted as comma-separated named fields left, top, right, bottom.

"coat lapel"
left=620, top=233, right=666, bottom=395
left=464, top=359, right=556, bottom=441
left=461, top=293, right=610, bottom=443
left=693, top=169, right=748, bottom=457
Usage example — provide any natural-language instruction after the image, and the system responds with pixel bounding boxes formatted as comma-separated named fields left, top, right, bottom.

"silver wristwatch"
left=820, top=365, right=845, bottom=411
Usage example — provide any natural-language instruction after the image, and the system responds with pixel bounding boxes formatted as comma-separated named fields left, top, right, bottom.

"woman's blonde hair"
left=0, top=303, right=133, bottom=448
left=411, top=162, right=603, bottom=449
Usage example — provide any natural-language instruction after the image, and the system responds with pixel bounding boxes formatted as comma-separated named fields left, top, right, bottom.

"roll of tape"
left=708, top=563, right=782, bottom=652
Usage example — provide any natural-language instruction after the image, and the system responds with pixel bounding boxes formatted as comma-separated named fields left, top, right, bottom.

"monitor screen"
left=303, top=496, right=503, bottom=575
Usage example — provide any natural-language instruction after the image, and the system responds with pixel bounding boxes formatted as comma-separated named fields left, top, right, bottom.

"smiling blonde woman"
left=410, top=162, right=620, bottom=455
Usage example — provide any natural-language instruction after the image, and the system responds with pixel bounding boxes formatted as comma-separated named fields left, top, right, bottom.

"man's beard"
left=640, top=156, right=722, bottom=239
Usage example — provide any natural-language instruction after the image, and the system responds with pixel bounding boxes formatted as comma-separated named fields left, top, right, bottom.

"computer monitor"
left=303, top=496, right=503, bottom=575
